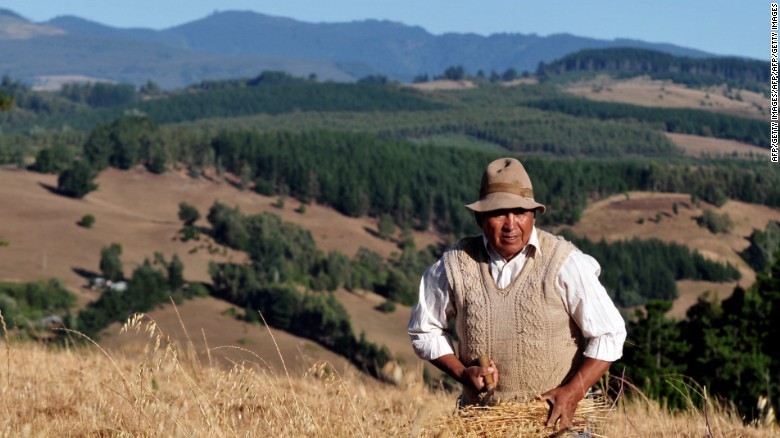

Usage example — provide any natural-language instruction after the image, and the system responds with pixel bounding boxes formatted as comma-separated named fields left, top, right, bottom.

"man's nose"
left=502, top=213, right=518, bottom=229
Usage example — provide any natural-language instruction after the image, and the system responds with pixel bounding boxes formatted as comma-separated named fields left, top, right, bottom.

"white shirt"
left=407, top=227, right=626, bottom=362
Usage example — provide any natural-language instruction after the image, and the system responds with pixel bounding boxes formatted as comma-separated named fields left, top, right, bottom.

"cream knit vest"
left=443, top=230, right=584, bottom=405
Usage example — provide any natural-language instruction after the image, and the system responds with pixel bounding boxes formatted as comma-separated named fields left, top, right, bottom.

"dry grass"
left=0, top=311, right=451, bottom=436
left=423, top=398, right=608, bottom=437
left=407, top=80, right=476, bottom=91
left=604, top=394, right=777, bottom=437
left=1, top=310, right=777, bottom=437
left=563, top=75, right=768, bottom=120
left=666, top=133, right=770, bottom=159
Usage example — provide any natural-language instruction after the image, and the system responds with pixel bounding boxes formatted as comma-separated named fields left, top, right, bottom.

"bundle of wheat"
left=423, top=398, right=609, bottom=437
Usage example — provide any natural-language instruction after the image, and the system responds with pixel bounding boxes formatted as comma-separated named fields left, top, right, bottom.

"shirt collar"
left=481, top=226, right=541, bottom=262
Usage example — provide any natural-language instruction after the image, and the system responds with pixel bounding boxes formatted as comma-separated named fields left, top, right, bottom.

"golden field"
left=0, top=312, right=776, bottom=437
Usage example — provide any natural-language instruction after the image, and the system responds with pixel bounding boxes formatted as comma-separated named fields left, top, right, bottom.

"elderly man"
left=408, top=157, right=626, bottom=429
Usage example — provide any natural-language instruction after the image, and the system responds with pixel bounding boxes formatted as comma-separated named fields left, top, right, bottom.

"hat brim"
left=465, top=192, right=546, bottom=214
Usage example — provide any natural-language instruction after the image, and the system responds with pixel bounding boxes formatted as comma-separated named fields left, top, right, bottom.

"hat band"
left=480, top=183, right=534, bottom=199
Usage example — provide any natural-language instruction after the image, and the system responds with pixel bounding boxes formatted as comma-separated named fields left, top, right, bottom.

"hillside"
left=563, top=75, right=767, bottom=120
left=561, top=191, right=779, bottom=318
left=0, top=167, right=439, bottom=298
left=0, top=166, right=441, bottom=366
left=1, top=163, right=775, bottom=365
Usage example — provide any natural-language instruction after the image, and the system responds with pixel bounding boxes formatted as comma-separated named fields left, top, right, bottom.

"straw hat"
left=465, top=158, right=546, bottom=214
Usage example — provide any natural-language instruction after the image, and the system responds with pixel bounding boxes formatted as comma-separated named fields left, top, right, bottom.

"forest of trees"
left=208, top=129, right=780, bottom=232
left=31, top=112, right=779, bottom=229
left=204, top=202, right=419, bottom=376
left=561, top=232, right=741, bottom=307
left=621, top=252, right=780, bottom=421
left=538, top=47, right=768, bottom=91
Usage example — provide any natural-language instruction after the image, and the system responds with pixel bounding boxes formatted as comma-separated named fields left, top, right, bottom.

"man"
left=408, top=157, right=626, bottom=429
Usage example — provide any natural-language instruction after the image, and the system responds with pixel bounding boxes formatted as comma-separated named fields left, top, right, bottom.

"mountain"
left=1, top=9, right=716, bottom=88
left=0, top=8, right=65, bottom=40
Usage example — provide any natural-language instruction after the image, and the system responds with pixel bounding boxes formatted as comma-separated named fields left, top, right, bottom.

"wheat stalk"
left=423, top=397, right=609, bottom=437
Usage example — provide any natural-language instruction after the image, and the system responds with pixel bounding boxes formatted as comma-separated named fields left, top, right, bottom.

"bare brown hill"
left=563, top=75, right=767, bottom=120
left=666, top=132, right=770, bottom=159
left=99, top=295, right=355, bottom=375
left=333, top=289, right=417, bottom=363
left=0, top=167, right=440, bottom=300
left=0, top=167, right=440, bottom=367
left=560, top=191, right=780, bottom=318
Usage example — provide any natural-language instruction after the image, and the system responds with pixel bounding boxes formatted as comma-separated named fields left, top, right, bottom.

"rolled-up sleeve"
left=407, top=259, right=456, bottom=360
left=557, top=252, right=626, bottom=362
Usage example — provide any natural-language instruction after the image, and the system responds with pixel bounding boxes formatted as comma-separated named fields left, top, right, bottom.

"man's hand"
left=459, top=359, right=498, bottom=393
left=539, top=358, right=612, bottom=430
left=540, top=383, right=582, bottom=429
left=429, top=354, right=499, bottom=393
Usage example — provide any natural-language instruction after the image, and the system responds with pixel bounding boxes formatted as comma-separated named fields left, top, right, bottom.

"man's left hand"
left=540, top=384, right=581, bottom=429
left=538, top=358, right=613, bottom=430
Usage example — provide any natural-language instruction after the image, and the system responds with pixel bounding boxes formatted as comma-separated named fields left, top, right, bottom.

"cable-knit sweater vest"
left=443, top=230, right=585, bottom=405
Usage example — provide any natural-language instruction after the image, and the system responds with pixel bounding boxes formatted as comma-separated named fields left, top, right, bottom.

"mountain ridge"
left=1, top=9, right=720, bottom=88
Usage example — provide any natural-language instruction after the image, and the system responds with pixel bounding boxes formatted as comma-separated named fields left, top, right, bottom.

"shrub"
left=99, top=243, right=123, bottom=282
left=178, top=202, right=200, bottom=226
left=378, top=214, right=395, bottom=240
left=57, top=161, right=98, bottom=198
left=186, top=282, right=209, bottom=298
left=375, top=300, right=396, bottom=313
left=697, top=210, right=733, bottom=234
left=78, top=214, right=95, bottom=228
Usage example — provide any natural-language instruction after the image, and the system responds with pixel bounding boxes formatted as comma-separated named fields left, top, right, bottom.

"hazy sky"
left=2, top=0, right=766, bottom=60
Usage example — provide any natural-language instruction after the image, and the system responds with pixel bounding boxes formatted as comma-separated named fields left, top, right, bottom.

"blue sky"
left=2, top=0, right=766, bottom=60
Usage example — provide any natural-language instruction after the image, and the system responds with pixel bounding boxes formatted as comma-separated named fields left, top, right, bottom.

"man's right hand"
left=459, top=359, right=499, bottom=392
left=430, top=354, right=499, bottom=393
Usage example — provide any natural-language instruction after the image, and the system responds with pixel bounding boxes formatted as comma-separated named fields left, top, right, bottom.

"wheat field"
left=0, top=312, right=777, bottom=437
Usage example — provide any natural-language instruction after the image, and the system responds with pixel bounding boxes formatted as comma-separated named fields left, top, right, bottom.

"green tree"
left=377, top=214, right=395, bottom=240
left=32, top=145, right=73, bottom=174
left=99, top=243, right=123, bottom=282
left=501, top=68, right=519, bottom=81
left=178, top=202, right=201, bottom=226
left=622, top=300, right=690, bottom=407
left=443, top=65, right=465, bottom=80
left=740, top=221, right=780, bottom=274
left=78, top=214, right=95, bottom=229
left=167, top=254, right=185, bottom=291
left=83, top=115, right=160, bottom=171
left=57, top=160, right=98, bottom=198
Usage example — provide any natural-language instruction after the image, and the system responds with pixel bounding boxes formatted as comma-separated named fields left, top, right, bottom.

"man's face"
left=480, top=208, right=535, bottom=261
